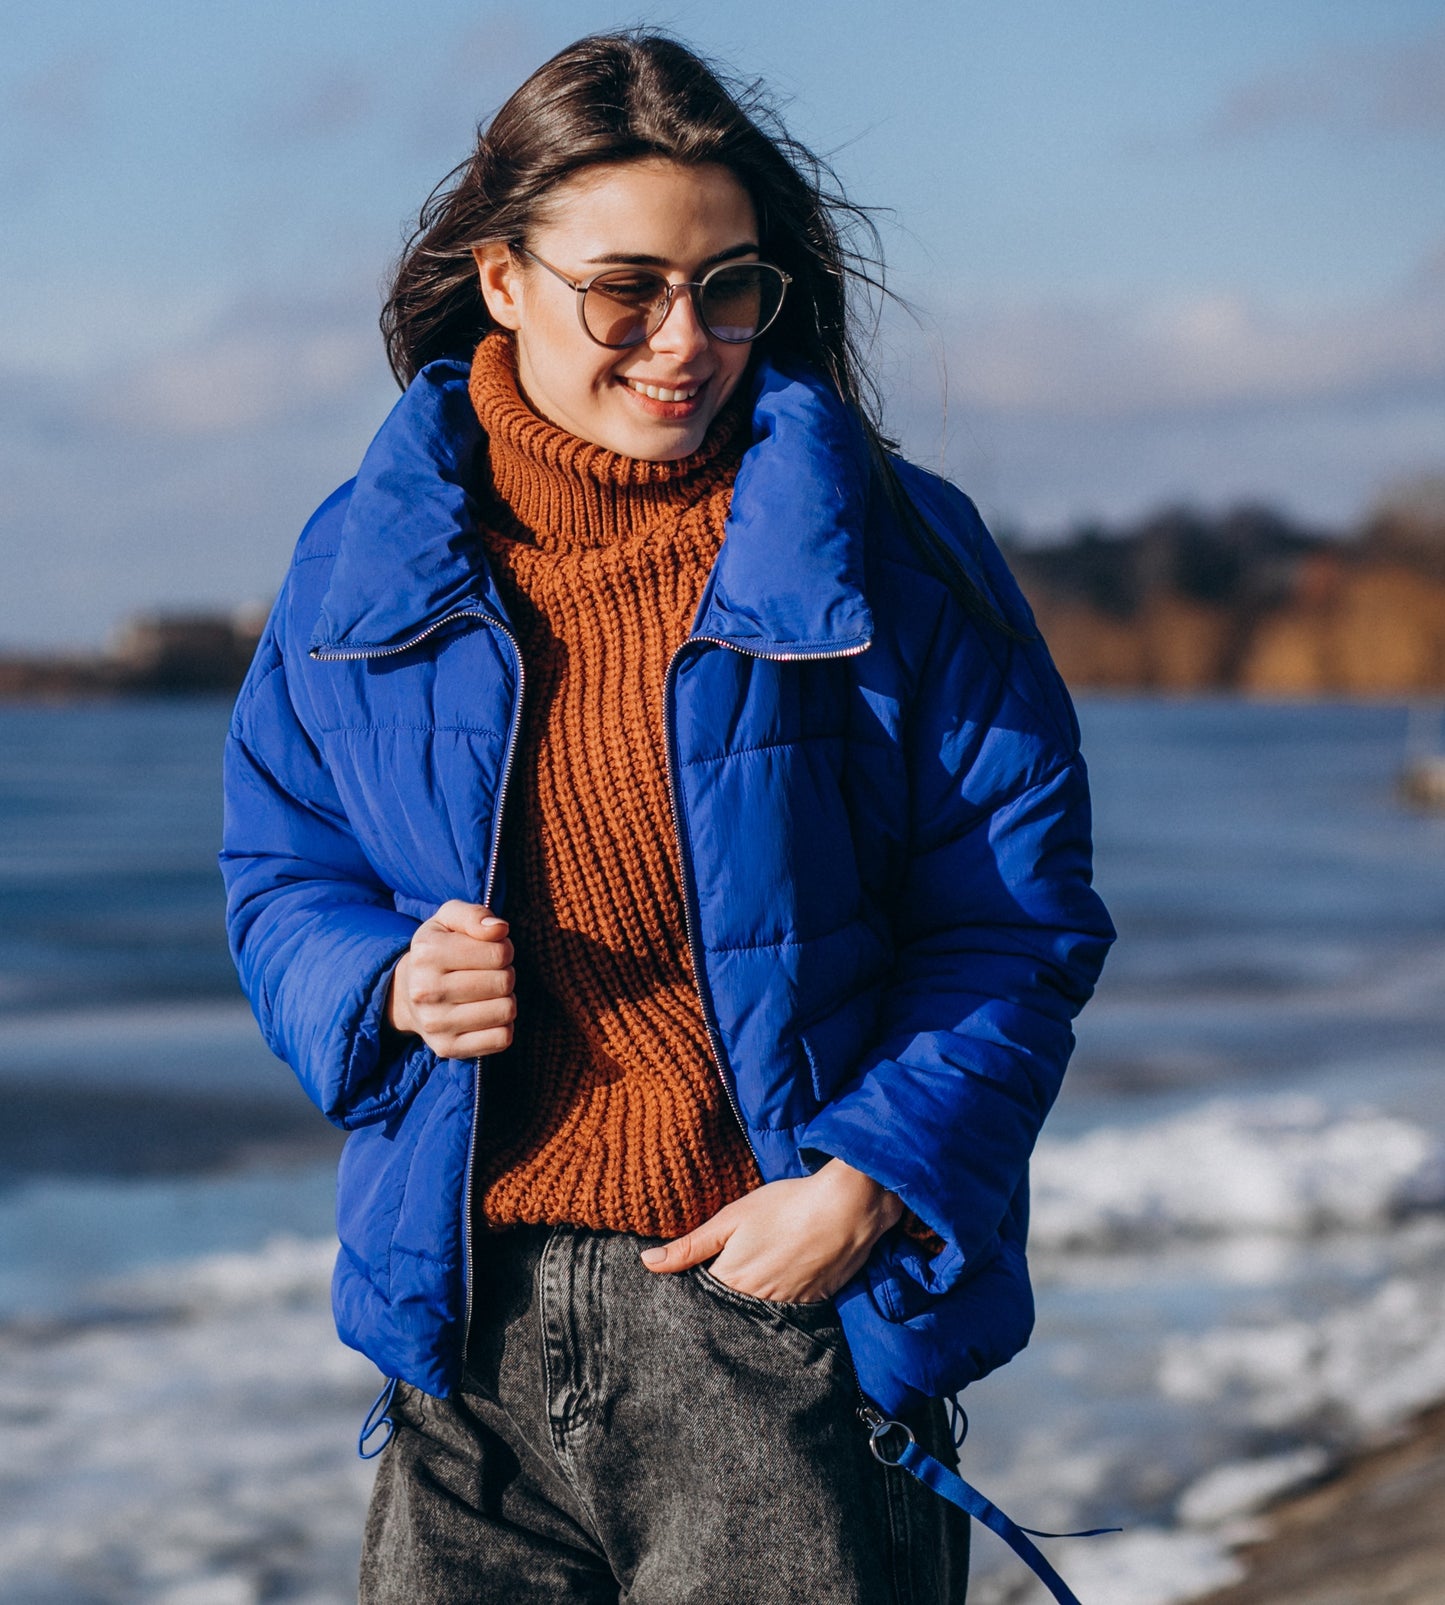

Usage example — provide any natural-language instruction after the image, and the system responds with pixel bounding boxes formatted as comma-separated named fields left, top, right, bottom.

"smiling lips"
left=620, top=376, right=703, bottom=403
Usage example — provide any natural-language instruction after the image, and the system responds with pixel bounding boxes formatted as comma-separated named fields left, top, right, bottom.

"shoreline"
left=1191, top=1399, right=1445, bottom=1604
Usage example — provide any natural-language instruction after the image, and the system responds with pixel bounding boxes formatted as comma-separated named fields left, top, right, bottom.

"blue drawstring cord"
left=355, top=1378, right=1114, bottom=1600
left=944, top=1393, right=969, bottom=1453
left=358, top=1376, right=399, bottom=1460
left=868, top=1399, right=1121, bottom=1605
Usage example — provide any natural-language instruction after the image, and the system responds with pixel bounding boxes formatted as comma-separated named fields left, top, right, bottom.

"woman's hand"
left=638, top=1157, right=905, bottom=1302
left=387, top=901, right=516, bottom=1060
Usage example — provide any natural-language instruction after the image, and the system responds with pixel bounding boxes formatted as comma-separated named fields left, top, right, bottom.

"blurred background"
left=2, top=4, right=1442, bottom=1602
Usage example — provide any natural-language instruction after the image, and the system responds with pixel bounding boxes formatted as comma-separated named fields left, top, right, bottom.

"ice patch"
left=1175, top=1446, right=1329, bottom=1527
left=969, top=1527, right=1244, bottom=1605
left=0, top=1235, right=377, bottom=1604
left=1160, top=1273, right=1445, bottom=1435
left=1030, top=1096, right=1445, bottom=1252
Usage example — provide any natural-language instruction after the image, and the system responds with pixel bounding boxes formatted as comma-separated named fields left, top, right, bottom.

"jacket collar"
left=309, top=354, right=874, bottom=658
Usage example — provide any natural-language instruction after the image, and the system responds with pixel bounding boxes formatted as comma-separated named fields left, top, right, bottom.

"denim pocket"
left=688, top=1263, right=845, bottom=1355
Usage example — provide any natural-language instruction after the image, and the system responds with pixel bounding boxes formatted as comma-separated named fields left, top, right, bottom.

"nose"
left=648, top=282, right=711, bottom=359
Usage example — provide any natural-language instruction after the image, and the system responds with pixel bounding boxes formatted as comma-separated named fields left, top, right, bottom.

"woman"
left=221, top=28, right=1114, bottom=1604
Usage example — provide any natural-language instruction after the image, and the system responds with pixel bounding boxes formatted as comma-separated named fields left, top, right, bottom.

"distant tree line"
left=0, top=610, right=267, bottom=699
left=2, top=481, right=1442, bottom=698
left=999, top=482, right=1445, bottom=693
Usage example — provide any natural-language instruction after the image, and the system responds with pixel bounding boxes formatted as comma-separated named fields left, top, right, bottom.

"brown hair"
left=381, top=27, right=1016, bottom=632
left=383, top=31, right=882, bottom=401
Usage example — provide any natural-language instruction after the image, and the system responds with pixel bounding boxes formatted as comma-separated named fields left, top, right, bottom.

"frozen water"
left=0, top=1238, right=376, bottom=1605
left=1175, top=1447, right=1330, bottom=1527
left=5, top=697, right=1444, bottom=1603
left=1031, top=1096, right=1445, bottom=1251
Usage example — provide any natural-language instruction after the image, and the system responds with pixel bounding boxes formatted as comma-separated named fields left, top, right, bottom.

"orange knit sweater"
left=464, top=332, right=943, bottom=1260
left=466, top=332, right=762, bottom=1236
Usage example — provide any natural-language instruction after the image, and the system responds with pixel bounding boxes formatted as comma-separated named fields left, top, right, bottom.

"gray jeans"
left=360, top=1221, right=970, bottom=1602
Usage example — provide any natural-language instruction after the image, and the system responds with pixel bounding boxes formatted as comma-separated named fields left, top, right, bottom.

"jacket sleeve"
left=797, top=482, right=1115, bottom=1302
left=219, top=582, right=432, bottom=1130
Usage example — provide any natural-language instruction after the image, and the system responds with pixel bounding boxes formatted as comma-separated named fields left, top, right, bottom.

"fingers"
left=412, top=913, right=514, bottom=978
left=432, top=1020, right=517, bottom=1060
left=394, top=902, right=519, bottom=1059
left=432, top=900, right=508, bottom=941
left=408, top=990, right=518, bottom=1060
left=407, top=946, right=515, bottom=1003
left=640, top=1223, right=728, bottom=1272
left=644, top=1179, right=857, bottom=1300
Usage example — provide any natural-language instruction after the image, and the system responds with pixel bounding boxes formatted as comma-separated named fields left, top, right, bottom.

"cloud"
left=2, top=46, right=110, bottom=201
left=874, top=252, right=1445, bottom=533
left=925, top=256, right=1445, bottom=423
left=394, top=13, right=547, bottom=158
left=0, top=289, right=401, bottom=650
left=443, top=14, right=546, bottom=91
left=237, top=16, right=545, bottom=161
left=928, top=386, right=1445, bottom=536
left=248, top=68, right=376, bottom=144
left=101, top=329, right=376, bottom=435
left=10, top=46, right=108, bottom=137
left=37, top=288, right=397, bottom=439
left=92, top=322, right=379, bottom=436
left=1208, top=22, right=1445, bottom=140
left=1415, top=240, right=1445, bottom=289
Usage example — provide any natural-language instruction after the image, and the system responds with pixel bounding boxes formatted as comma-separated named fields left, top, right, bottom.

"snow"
left=1160, top=1271, right=1445, bottom=1436
left=1175, top=1447, right=1329, bottom=1527
left=1030, top=1096, right=1445, bottom=1252
left=0, top=1237, right=377, bottom=1605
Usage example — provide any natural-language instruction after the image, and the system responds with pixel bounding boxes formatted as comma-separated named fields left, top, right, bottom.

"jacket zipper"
left=320, top=618, right=877, bottom=1403
left=462, top=620, right=526, bottom=1364
left=660, top=632, right=870, bottom=1160
left=309, top=609, right=494, bottom=664
left=313, top=607, right=528, bottom=1375
left=663, top=631, right=882, bottom=1428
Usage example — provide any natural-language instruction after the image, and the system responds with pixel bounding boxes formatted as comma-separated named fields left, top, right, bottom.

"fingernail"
left=640, top=1246, right=667, bottom=1266
left=481, top=917, right=505, bottom=929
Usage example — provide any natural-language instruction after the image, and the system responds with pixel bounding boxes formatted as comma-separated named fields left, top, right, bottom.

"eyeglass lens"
left=583, top=264, right=786, bottom=347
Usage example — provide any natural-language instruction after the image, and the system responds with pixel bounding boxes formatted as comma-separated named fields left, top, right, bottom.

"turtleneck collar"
left=308, top=351, right=874, bottom=659
left=467, top=330, right=747, bottom=551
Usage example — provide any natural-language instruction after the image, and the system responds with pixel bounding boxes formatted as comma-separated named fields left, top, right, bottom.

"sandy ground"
left=1192, top=1401, right=1445, bottom=1605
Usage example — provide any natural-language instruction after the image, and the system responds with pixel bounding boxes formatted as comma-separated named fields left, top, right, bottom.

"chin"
left=611, top=422, right=710, bottom=462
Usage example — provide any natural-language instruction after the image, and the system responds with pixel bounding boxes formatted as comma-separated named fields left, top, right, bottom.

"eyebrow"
left=578, top=242, right=761, bottom=270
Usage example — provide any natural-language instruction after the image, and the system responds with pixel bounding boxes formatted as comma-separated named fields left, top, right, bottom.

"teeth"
left=624, top=379, right=700, bottom=402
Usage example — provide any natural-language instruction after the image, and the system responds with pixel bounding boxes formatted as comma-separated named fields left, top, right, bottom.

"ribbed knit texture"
left=464, top=332, right=942, bottom=1261
left=466, top=332, right=762, bottom=1236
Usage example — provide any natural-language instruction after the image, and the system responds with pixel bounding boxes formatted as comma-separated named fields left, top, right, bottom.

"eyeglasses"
left=516, top=247, right=792, bottom=348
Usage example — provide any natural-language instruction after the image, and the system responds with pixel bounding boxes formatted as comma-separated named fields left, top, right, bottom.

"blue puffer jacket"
left=220, top=352, right=1115, bottom=1420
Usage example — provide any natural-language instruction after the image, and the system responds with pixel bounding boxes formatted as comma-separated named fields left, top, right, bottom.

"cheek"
left=718, top=346, right=753, bottom=400
left=530, top=304, right=597, bottom=383
left=547, top=348, right=613, bottom=412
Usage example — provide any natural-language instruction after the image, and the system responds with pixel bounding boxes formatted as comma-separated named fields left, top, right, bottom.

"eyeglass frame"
left=512, top=245, right=793, bottom=348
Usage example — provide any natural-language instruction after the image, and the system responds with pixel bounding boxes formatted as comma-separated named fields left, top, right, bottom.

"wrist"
left=385, top=954, right=416, bottom=1037
left=815, top=1157, right=905, bottom=1235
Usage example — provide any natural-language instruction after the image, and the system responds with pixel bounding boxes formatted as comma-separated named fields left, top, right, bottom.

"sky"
left=3, top=0, right=1442, bottom=649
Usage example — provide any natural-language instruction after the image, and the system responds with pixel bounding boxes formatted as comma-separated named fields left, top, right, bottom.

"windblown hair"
left=381, top=28, right=1014, bottom=632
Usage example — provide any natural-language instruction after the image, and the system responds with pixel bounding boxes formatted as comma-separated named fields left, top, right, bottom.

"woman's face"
left=474, top=158, right=761, bottom=460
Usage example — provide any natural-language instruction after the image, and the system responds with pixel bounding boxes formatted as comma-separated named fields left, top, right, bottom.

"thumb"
left=432, top=900, right=507, bottom=940
left=640, top=1225, right=727, bottom=1273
